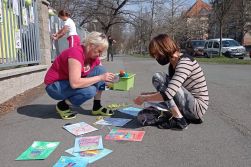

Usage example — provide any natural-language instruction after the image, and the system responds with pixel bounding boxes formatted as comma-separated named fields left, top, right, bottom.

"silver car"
left=204, top=38, right=246, bottom=59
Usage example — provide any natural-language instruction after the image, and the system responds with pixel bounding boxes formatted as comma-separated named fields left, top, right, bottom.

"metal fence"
left=0, top=0, right=40, bottom=68
left=49, top=15, right=89, bottom=61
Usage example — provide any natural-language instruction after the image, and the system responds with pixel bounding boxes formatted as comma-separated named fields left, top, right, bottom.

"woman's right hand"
left=100, top=72, right=115, bottom=82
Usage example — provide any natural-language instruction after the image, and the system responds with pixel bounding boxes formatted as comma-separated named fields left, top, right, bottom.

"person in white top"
left=52, top=10, right=80, bottom=48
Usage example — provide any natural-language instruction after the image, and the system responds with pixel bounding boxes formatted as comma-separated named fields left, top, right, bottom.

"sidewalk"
left=0, top=56, right=251, bottom=167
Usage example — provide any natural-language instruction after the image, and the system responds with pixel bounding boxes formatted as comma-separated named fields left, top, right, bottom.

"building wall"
left=0, top=0, right=51, bottom=104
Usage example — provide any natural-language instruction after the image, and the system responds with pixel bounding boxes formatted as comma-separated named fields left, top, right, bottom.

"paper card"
left=16, top=141, right=60, bottom=160
left=74, top=136, right=103, bottom=152
left=15, top=29, right=21, bottom=48
left=0, top=0, right=3, bottom=23
left=95, top=118, right=132, bottom=127
left=22, top=7, right=28, bottom=26
left=118, top=107, right=142, bottom=116
left=63, top=122, right=98, bottom=136
left=29, top=6, right=34, bottom=23
left=65, top=148, right=112, bottom=163
left=53, top=156, right=88, bottom=167
left=144, top=102, right=169, bottom=111
left=13, top=0, right=19, bottom=15
left=105, top=129, right=145, bottom=142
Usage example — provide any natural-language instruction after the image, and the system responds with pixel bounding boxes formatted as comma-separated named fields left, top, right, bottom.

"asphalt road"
left=0, top=55, right=251, bottom=167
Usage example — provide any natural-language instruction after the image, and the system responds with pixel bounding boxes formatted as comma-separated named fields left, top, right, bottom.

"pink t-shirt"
left=44, top=45, right=101, bottom=85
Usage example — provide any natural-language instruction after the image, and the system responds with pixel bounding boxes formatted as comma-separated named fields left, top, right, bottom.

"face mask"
left=156, top=56, right=169, bottom=65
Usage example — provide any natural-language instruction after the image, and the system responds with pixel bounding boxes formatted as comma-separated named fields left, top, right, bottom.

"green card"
left=16, top=141, right=60, bottom=160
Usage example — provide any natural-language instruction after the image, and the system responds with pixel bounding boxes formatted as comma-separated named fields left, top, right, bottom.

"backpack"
left=137, top=106, right=172, bottom=126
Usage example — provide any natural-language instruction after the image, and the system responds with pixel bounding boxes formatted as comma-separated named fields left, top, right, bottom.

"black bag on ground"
left=137, top=106, right=172, bottom=126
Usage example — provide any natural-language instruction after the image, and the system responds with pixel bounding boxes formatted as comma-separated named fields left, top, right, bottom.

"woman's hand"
left=134, top=95, right=146, bottom=106
left=51, top=34, right=58, bottom=40
left=100, top=72, right=115, bottom=82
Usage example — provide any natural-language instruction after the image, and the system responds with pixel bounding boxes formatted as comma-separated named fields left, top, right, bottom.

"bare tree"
left=210, top=0, right=233, bottom=55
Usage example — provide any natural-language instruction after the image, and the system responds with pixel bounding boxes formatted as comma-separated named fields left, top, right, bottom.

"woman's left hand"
left=134, top=95, right=146, bottom=106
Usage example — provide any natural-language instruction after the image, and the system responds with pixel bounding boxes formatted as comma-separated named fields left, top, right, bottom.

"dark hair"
left=58, top=10, right=70, bottom=17
left=149, top=34, right=180, bottom=58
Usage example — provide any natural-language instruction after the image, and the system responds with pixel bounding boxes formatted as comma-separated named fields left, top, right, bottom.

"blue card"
left=118, top=107, right=142, bottom=116
left=53, top=156, right=88, bottom=167
left=74, top=136, right=103, bottom=152
left=65, top=148, right=112, bottom=163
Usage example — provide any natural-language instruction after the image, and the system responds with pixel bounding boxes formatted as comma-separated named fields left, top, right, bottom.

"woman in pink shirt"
left=45, top=32, right=115, bottom=119
left=52, top=10, right=80, bottom=48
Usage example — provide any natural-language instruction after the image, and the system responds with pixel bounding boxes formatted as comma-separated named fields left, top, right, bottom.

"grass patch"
left=130, top=54, right=151, bottom=58
left=196, top=56, right=251, bottom=65
left=131, top=54, right=251, bottom=64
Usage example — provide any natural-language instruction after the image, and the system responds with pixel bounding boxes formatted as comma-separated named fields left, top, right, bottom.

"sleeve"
left=162, top=59, right=193, bottom=100
left=64, top=19, right=70, bottom=26
left=68, top=49, right=83, bottom=64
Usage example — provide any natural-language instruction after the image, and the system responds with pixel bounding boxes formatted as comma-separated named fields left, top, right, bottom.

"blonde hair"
left=84, top=31, right=109, bottom=50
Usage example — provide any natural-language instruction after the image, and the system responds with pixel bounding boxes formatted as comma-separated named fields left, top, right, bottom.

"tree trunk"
left=219, top=21, right=223, bottom=57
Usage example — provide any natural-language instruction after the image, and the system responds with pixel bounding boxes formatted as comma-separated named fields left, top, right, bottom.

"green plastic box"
left=113, top=73, right=136, bottom=91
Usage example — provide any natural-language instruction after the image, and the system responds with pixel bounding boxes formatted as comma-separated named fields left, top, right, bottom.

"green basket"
left=113, top=73, right=136, bottom=91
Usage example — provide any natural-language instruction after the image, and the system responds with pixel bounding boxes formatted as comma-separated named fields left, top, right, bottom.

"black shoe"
left=157, top=117, right=188, bottom=130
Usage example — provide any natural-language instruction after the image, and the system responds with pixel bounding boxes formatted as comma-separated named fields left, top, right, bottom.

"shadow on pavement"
left=17, top=104, right=60, bottom=119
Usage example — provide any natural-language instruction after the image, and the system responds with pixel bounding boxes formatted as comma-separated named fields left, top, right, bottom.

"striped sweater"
left=166, top=55, right=209, bottom=118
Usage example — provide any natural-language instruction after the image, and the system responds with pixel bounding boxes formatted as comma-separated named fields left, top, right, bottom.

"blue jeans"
left=45, top=66, right=106, bottom=106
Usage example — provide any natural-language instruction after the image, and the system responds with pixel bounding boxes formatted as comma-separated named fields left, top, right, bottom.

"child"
left=134, top=34, right=209, bottom=130
left=52, top=10, right=80, bottom=48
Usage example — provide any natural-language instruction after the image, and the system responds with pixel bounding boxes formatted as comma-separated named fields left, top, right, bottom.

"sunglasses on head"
left=100, top=33, right=107, bottom=39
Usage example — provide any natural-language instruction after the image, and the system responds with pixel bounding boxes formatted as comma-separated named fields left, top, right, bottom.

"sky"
left=126, top=0, right=210, bottom=11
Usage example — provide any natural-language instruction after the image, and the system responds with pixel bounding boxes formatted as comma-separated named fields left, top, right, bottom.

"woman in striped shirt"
left=134, top=34, right=209, bottom=130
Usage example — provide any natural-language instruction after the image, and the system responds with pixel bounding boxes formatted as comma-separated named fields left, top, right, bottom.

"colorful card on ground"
left=105, top=129, right=145, bottom=141
left=118, top=107, right=142, bottom=116
left=74, top=136, right=103, bottom=152
left=65, top=147, right=112, bottom=163
left=63, top=122, right=98, bottom=136
left=95, top=118, right=132, bottom=127
left=144, top=102, right=169, bottom=111
left=53, top=156, right=88, bottom=167
left=16, top=141, right=60, bottom=160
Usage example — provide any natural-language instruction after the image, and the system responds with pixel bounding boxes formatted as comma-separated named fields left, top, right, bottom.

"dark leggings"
left=152, top=72, right=200, bottom=121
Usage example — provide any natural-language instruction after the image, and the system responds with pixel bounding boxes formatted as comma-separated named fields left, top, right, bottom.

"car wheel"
left=204, top=53, right=209, bottom=58
left=239, top=57, right=244, bottom=59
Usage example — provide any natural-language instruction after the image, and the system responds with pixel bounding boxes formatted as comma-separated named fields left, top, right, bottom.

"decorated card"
left=65, top=148, right=112, bottom=163
left=105, top=129, right=145, bottom=142
left=16, top=141, right=60, bottom=160
left=74, top=136, right=103, bottom=152
left=22, top=7, right=28, bottom=26
left=118, top=107, right=142, bottom=116
left=29, top=6, right=34, bottom=23
left=15, top=29, right=21, bottom=48
left=0, top=0, right=3, bottom=23
left=13, top=0, right=19, bottom=15
left=95, top=118, right=132, bottom=127
left=53, top=156, right=88, bottom=167
left=63, top=122, right=98, bottom=136
left=144, top=102, right=169, bottom=111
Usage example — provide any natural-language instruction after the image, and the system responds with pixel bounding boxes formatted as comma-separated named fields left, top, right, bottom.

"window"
left=213, top=42, right=219, bottom=48
left=208, top=41, right=213, bottom=48
left=222, top=40, right=240, bottom=47
left=204, top=42, right=208, bottom=49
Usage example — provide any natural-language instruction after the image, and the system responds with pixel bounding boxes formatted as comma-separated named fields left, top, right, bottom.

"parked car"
left=184, top=40, right=206, bottom=57
left=204, top=38, right=246, bottom=59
